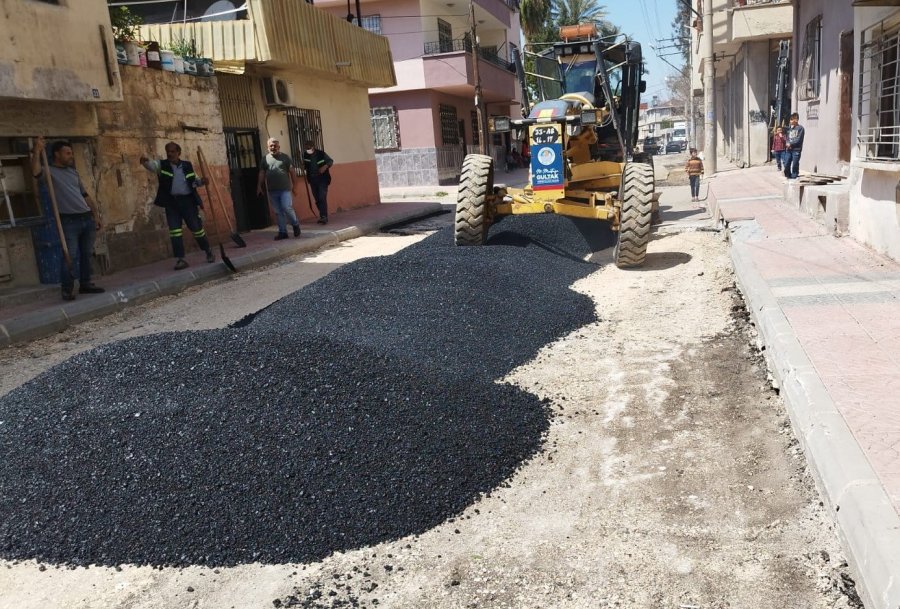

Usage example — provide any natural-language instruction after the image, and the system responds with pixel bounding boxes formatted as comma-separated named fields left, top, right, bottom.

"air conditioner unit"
left=261, top=77, right=292, bottom=107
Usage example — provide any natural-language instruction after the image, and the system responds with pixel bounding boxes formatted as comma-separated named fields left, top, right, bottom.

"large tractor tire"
left=614, top=162, right=654, bottom=268
left=454, top=154, right=494, bottom=246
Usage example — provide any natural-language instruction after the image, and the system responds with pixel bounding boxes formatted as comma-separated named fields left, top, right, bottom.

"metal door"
left=225, top=129, right=267, bottom=231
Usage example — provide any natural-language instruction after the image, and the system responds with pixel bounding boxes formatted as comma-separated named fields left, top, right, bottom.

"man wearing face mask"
left=301, top=140, right=333, bottom=225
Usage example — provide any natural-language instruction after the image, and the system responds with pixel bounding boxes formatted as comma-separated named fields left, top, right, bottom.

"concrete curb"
left=0, top=203, right=444, bottom=348
left=728, top=220, right=900, bottom=609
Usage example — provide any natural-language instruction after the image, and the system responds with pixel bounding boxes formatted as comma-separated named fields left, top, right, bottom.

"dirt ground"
left=0, top=177, right=862, bottom=609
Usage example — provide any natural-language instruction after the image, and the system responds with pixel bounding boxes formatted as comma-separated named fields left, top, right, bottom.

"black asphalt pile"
left=247, top=215, right=603, bottom=380
left=0, top=215, right=602, bottom=568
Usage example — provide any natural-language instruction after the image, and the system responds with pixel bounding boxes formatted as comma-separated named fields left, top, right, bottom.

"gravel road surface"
left=0, top=195, right=861, bottom=609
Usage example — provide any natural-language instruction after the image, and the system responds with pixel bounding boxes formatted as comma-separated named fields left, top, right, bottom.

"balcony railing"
left=735, top=0, right=790, bottom=5
left=423, top=38, right=515, bottom=72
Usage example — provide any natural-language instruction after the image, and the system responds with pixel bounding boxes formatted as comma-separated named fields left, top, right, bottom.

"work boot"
left=206, top=250, right=215, bottom=263
left=317, top=217, right=328, bottom=225
left=293, top=224, right=301, bottom=237
left=274, top=232, right=289, bottom=241
left=79, top=283, right=105, bottom=294
left=61, top=286, right=76, bottom=301
left=174, top=258, right=189, bottom=270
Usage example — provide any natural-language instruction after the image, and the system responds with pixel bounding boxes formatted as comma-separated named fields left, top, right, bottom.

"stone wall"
left=94, top=66, right=233, bottom=271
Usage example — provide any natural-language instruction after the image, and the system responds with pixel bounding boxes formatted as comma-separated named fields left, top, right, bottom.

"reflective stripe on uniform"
left=317, top=160, right=326, bottom=165
left=185, top=172, right=197, bottom=179
left=169, top=228, right=183, bottom=236
left=160, top=170, right=175, bottom=177
left=192, top=229, right=206, bottom=237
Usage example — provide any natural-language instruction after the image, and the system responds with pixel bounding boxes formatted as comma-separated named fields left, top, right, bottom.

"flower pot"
left=160, top=49, right=175, bottom=72
left=124, top=41, right=142, bottom=66
left=183, top=57, right=198, bottom=76
left=115, top=42, right=128, bottom=64
left=173, top=55, right=185, bottom=74
left=146, top=41, right=162, bottom=70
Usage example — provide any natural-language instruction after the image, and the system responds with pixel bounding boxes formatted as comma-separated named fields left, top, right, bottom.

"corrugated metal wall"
left=253, top=0, right=396, bottom=88
left=140, top=0, right=395, bottom=88
left=217, top=74, right=257, bottom=129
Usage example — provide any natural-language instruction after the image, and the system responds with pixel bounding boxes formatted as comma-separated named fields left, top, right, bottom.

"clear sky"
left=603, top=0, right=681, bottom=103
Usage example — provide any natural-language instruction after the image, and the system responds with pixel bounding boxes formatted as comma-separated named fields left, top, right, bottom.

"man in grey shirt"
left=257, top=138, right=301, bottom=240
left=30, top=137, right=104, bottom=301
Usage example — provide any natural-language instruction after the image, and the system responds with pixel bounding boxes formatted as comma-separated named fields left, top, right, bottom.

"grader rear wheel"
left=614, top=162, right=654, bottom=268
left=454, top=154, right=494, bottom=246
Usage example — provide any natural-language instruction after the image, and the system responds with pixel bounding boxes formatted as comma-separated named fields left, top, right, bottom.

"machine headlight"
left=581, top=110, right=598, bottom=125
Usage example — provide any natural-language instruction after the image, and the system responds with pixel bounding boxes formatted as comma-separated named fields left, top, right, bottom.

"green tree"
left=553, top=0, right=608, bottom=27
left=519, top=0, right=551, bottom=41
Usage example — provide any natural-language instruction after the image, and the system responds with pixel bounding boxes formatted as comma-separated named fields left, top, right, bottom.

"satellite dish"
left=202, top=0, right=238, bottom=21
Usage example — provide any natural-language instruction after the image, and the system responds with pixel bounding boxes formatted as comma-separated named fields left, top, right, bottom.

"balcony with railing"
left=422, top=37, right=517, bottom=102
left=423, top=38, right=516, bottom=72
left=730, top=0, right=793, bottom=42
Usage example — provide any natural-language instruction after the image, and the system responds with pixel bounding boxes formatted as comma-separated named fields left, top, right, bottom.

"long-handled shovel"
left=302, top=173, right=319, bottom=221
left=194, top=148, right=236, bottom=273
left=196, top=146, right=247, bottom=248
left=39, top=147, right=74, bottom=278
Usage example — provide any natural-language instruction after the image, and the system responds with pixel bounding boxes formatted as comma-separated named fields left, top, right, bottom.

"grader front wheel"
left=614, top=162, right=654, bottom=268
left=454, top=154, right=494, bottom=246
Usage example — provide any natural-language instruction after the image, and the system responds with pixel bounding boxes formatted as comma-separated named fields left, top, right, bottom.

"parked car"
left=642, top=137, right=662, bottom=155
left=665, top=141, right=685, bottom=154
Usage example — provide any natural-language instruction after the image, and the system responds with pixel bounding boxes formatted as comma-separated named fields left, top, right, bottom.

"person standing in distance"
left=302, top=140, right=333, bottom=225
left=784, top=113, right=805, bottom=180
left=141, top=142, right=215, bottom=270
left=30, top=137, right=105, bottom=301
left=257, top=138, right=301, bottom=240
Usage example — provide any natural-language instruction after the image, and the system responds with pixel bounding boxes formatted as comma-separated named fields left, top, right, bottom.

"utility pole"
left=688, top=37, right=695, bottom=148
left=470, top=0, right=487, bottom=155
left=702, top=0, right=716, bottom=174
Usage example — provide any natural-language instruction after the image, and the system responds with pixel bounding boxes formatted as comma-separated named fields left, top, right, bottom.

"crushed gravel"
left=0, top=216, right=602, bottom=568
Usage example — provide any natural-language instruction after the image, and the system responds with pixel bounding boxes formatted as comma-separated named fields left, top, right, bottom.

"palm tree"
left=553, top=0, right=608, bottom=27
left=519, top=0, right=551, bottom=41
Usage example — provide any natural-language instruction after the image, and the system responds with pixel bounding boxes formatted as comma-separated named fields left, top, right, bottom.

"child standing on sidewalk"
left=685, top=148, right=704, bottom=203
left=772, top=127, right=787, bottom=171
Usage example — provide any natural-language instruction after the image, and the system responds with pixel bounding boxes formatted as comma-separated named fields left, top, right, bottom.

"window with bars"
left=284, top=107, right=323, bottom=175
left=858, top=22, right=900, bottom=161
left=470, top=111, right=480, bottom=147
left=360, top=14, right=382, bottom=35
left=440, top=104, right=459, bottom=145
left=797, top=15, right=822, bottom=101
left=371, top=106, right=400, bottom=151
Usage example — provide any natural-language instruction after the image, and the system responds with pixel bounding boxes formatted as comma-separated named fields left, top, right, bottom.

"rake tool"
left=195, top=147, right=237, bottom=272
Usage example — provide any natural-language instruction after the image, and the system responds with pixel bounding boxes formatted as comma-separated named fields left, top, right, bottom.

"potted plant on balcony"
left=110, top=6, right=144, bottom=66
left=169, top=37, right=198, bottom=76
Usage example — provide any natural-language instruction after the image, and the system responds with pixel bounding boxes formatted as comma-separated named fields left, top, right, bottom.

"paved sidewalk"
left=0, top=201, right=443, bottom=348
left=706, top=163, right=900, bottom=609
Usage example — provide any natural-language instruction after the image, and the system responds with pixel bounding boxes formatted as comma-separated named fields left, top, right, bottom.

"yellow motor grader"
left=454, top=25, right=656, bottom=268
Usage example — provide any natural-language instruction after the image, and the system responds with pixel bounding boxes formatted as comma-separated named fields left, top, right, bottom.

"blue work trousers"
left=59, top=213, right=96, bottom=290
left=268, top=189, right=299, bottom=235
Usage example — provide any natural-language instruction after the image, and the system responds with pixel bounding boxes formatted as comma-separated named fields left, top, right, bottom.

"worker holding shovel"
left=30, top=137, right=105, bottom=301
left=141, top=141, right=215, bottom=270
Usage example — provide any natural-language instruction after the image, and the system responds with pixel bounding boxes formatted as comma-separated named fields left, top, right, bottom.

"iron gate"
left=225, top=129, right=266, bottom=231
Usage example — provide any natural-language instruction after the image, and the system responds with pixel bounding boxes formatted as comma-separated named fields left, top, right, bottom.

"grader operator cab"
left=454, top=25, right=656, bottom=268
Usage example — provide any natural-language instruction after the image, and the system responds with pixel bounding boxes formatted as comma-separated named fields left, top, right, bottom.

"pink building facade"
left=318, top=0, right=523, bottom=185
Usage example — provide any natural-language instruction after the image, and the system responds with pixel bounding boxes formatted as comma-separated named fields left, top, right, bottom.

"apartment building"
left=140, top=0, right=396, bottom=227
left=691, top=0, right=793, bottom=167
left=317, top=0, right=523, bottom=186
